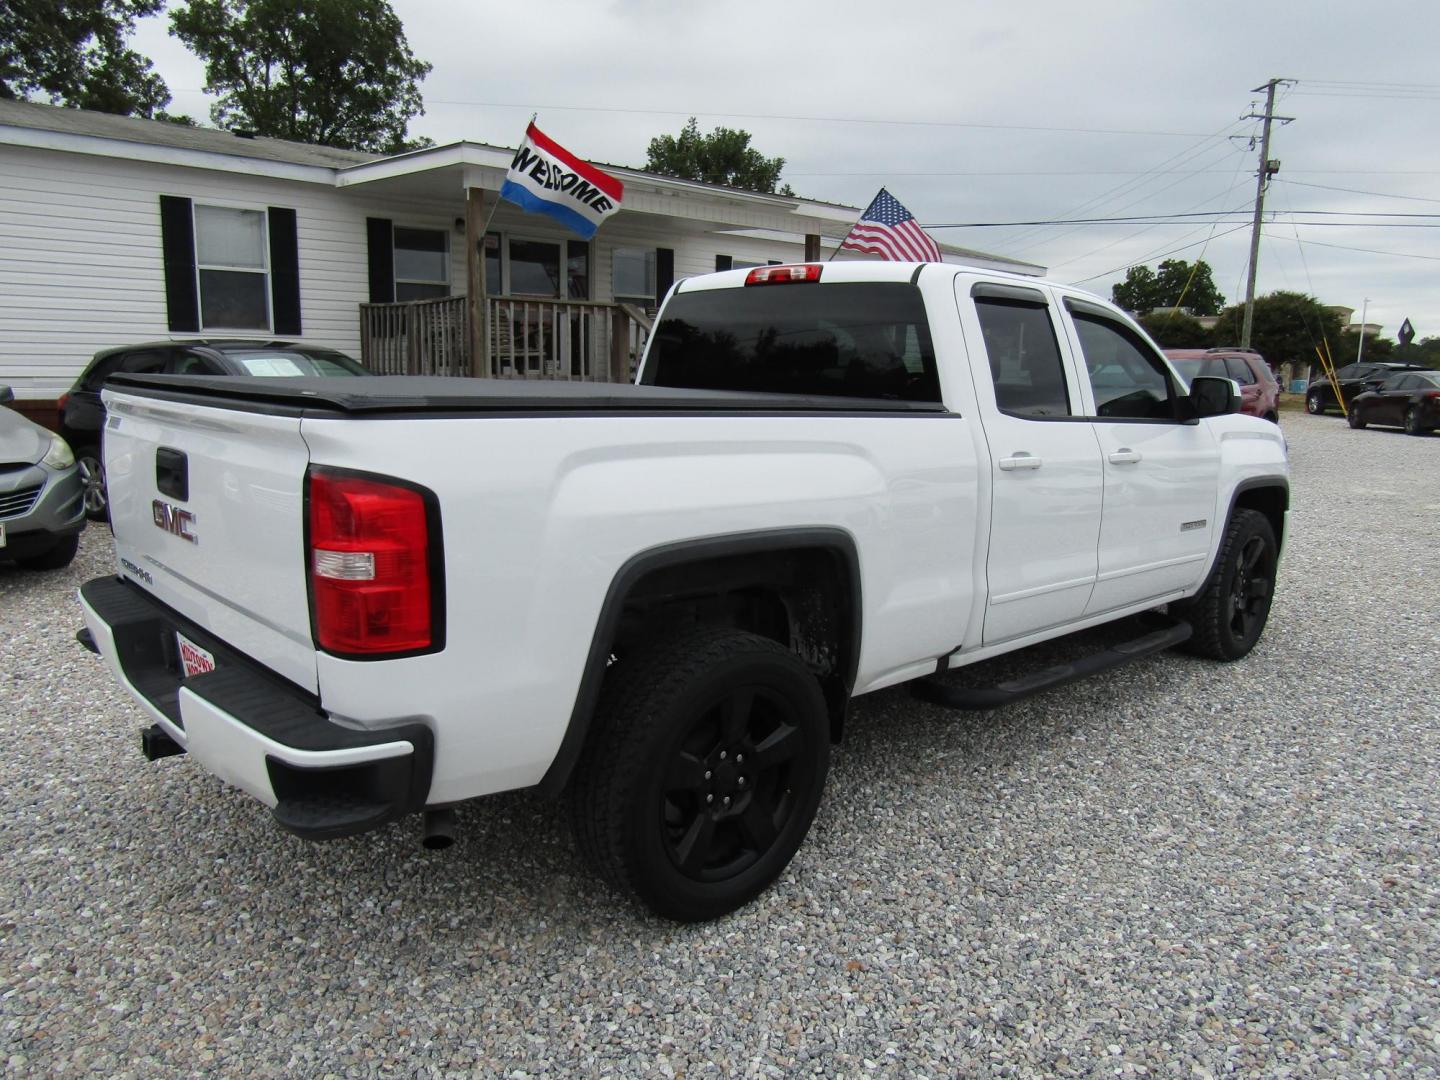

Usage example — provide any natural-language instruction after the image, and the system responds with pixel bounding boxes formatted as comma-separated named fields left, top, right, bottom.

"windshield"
left=642, top=283, right=940, bottom=401
left=226, top=349, right=367, bottom=377
left=1168, top=357, right=1227, bottom=386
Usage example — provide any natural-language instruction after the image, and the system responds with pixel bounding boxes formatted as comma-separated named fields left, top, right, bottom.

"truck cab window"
left=975, top=299, right=1071, bottom=417
left=1072, top=314, right=1179, bottom=420
left=644, top=283, right=941, bottom=402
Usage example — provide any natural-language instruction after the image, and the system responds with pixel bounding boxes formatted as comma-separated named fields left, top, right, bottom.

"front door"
left=1062, top=301, right=1220, bottom=615
left=961, top=281, right=1104, bottom=645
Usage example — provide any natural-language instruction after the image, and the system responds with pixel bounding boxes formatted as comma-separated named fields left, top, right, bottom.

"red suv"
left=1165, top=348, right=1279, bottom=423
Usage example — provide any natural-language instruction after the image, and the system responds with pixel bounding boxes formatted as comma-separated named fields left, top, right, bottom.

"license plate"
left=176, top=632, right=216, bottom=678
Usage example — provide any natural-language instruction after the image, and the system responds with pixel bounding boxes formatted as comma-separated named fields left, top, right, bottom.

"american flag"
left=839, top=188, right=942, bottom=262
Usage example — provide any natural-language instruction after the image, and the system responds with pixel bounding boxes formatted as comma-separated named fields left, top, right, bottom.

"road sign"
left=1399, top=318, right=1415, bottom=346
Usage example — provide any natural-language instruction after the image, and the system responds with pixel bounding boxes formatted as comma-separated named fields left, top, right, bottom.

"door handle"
left=998, top=452, right=1043, bottom=471
left=1108, top=448, right=1142, bottom=465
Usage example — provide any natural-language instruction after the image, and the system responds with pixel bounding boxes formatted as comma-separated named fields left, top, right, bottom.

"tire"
left=1348, top=407, right=1366, bottom=429
left=76, top=446, right=108, bottom=521
left=18, top=532, right=79, bottom=571
left=1404, top=406, right=1425, bottom=436
left=1263, top=412, right=1280, bottom=425
left=1173, top=508, right=1277, bottom=662
left=567, top=628, right=830, bottom=922
left=1305, top=390, right=1325, bottom=415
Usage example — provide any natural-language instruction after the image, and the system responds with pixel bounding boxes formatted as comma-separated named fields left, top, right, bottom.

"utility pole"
left=1356, top=297, right=1370, bottom=364
left=1240, top=78, right=1294, bottom=348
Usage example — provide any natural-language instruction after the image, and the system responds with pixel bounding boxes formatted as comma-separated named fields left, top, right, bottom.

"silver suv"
left=0, top=385, right=85, bottom=569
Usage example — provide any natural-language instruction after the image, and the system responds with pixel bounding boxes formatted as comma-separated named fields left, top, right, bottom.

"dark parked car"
left=0, top=384, right=85, bottom=569
left=1347, top=369, right=1440, bottom=435
left=1305, top=361, right=1428, bottom=416
left=1165, top=348, right=1279, bottom=422
left=59, top=339, right=368, bottom=519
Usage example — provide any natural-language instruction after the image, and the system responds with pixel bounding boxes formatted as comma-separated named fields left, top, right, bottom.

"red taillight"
left=745, top=264, right=822, bottom=286
left=307, top=467, right=441, bottom=657
left=1424, top=390, right=1440, bottom=400
left=57, top=392, right=71, bottom=413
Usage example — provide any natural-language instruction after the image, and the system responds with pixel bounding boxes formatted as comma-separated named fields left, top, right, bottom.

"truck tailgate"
left=102, top=391, right=317, bottom=693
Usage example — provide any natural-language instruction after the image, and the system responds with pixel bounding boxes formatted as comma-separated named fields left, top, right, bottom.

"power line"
left=927, top=209, right=1440, bottom=227
left=1281, top=235, right=1440, bottom=262
left=1003, top=126, right=1252, bottom=256
left=1065, top=224, right=1254, bottom=285
left=1275, top=178, right=1440, bottom=205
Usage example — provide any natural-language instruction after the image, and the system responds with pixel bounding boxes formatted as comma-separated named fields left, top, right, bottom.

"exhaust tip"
left=422, top=807, right=456, bottom=850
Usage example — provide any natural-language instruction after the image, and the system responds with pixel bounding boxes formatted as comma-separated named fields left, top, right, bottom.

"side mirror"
left=0, top=384, right=13, bottom=405
left=1187, top=375, right=1239, bottom=419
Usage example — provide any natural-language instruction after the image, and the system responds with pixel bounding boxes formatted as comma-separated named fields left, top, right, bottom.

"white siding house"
left=0, top=99, right=1043, bottom=418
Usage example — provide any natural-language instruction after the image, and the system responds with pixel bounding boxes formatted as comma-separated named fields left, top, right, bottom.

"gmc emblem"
left=152, top=500, right=198, bottom=544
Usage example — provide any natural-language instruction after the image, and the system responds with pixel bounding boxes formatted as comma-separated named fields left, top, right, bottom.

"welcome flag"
left=499, top=122, right=624, bottom=240
left=839, top=188, right=942, bottom=262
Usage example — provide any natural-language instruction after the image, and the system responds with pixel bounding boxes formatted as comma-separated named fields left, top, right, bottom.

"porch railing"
left=359, top=295, right=652, bottom=381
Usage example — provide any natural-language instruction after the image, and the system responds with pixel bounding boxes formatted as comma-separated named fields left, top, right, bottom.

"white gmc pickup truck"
left=79, top=261, right=1288, bottom=920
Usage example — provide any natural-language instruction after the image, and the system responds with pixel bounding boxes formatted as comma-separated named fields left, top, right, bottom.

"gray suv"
left=0, top=385, right=85, bottom=569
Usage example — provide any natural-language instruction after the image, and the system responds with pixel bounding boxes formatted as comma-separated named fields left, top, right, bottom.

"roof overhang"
left=0, top=123, right=340, bottom=185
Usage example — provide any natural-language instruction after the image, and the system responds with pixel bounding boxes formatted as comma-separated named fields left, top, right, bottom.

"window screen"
left=643, top=283, right=940, bottom=402
left=975, top=300, right=1071, bottom=417
left=194, top=205, right=269, bottom=330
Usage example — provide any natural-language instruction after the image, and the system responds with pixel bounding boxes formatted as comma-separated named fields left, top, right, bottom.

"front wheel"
left=75, top=446, right=108, bottom=521
left=568, top=628, right=830, bottom=922
left=1348, top=408, right=1366, bottom=429
left=1306, top=390, right=1324, bottom=415
left=1173, top=508, right=1278, bottom=662
left=18, top=533, right=79, bottom=571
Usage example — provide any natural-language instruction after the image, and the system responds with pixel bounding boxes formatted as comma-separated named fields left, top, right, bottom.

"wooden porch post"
left=610, top=307, right=631, bottom=383
left=466, top=186, right=489, bottom=378
left=804, top=233, right=821, bottom=262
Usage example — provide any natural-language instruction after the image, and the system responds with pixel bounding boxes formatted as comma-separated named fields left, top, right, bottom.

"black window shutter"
left=715, top=254, right=733, bottom=272
left=366, top=217, right=395, bottom=303
left=656, top=247, right=675, bottom=307
left=267, top=207, right=301, bottom=336
left=159, top=195, right=199, bottom=332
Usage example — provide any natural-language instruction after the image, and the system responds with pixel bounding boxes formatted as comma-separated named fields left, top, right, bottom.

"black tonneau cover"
left=103, top=375, right=949, bottom=416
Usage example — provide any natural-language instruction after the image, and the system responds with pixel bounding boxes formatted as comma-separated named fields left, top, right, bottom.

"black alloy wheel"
left=76, top=447, right=108, bottom=521
left=1174, top=508, right=1278, bottom=662
left=1348, top=407, right=1366, bottom=429
left=1404, top=406, right=1424, bottom=436
left=569, top=628, right=830, bottom=921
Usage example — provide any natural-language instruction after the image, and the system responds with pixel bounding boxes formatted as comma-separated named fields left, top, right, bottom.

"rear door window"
left=974, top=299, right=1072, bottom=417
left=1224, top=357, right=1258, bottom=385
left=642, top=283, right=940, bottom=401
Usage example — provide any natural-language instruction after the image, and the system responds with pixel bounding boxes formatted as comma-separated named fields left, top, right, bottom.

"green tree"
left=1209, top=291, right=1343, bottom=368
left=170, top=0, right=432, bottom=152
left=645, top=117, right=792, bottom=195
left=1393, top=335, right=1440, bottom=369
left=1, top=0, right=173, bottom=117
left=1112, top=259, right=1225, bottom=317
left=1137, top=310, right=1210, bottom=348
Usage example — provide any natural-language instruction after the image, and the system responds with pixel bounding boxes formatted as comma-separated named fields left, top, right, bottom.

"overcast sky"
left=131, top=0, right=1440, bottom=346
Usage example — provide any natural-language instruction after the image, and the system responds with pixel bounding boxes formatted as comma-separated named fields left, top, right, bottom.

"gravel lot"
left=2, top=412, right=1437, bottom=1077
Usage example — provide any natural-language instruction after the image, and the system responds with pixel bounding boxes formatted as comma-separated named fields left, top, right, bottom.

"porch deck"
left=359, top=295, right=652, bottom=381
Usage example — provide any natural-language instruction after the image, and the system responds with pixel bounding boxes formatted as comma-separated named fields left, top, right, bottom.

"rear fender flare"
left=537, top=527, right=862, bottom=796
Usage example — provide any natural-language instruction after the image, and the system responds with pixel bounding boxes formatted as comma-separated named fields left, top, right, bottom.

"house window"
left=613, top=247, right=655, bottom=307
left=394, top=226, right=449, bottom=301
left=509, top=239, right=562, bottom=297
left=194, top=204, right=269, bottom=330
